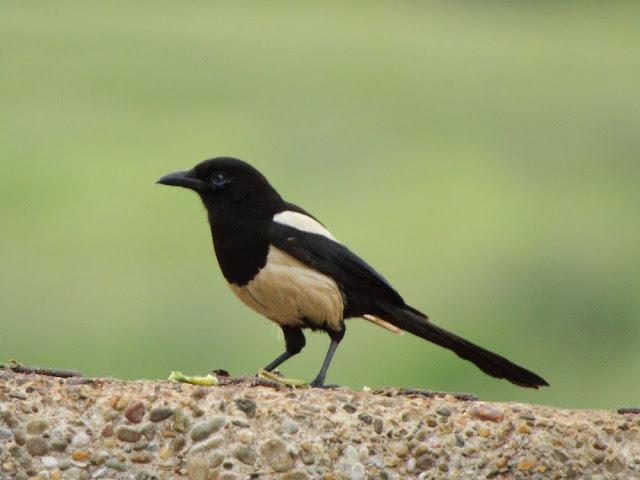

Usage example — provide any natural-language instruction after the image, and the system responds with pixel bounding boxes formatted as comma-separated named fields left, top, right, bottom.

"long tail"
left=377, top=303, right=549, bottom=388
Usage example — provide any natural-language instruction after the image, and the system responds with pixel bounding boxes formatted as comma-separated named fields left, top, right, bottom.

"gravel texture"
left=0, top=370, right=639, bottom=479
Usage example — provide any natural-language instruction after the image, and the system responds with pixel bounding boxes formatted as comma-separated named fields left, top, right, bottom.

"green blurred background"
left=2, top=2, right=639, bottom=409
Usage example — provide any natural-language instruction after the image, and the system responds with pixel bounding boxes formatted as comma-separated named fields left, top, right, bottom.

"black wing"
left=269, top=221, right=408, bottom=317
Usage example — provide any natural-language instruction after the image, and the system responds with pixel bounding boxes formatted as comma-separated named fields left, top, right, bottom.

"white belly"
left=229, top=246, right=344, bottom=331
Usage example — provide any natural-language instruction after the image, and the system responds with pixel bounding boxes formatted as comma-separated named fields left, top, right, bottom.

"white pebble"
left=358, top=446, right=368, bottom=462
left=71, top=431, right=90, bottom=447
left=237, top=430, right=254, bottom=444
left=343, top=445, right=358, bottom=462
left=92, top=467, right=107, bottom=478
left=407, top=457, right=416, bottom=473
left=41, top=457, right=58, bottom=469
left=350, top=462, right=365, bottom=480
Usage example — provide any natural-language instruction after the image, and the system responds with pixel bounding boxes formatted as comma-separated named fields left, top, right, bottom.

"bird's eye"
left=211, top=172, right=231, bottom=187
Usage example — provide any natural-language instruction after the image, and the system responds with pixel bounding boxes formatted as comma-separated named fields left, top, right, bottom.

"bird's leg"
left=309, top=327, right=345, bottom=388
left=262, top=326, right=306, bottom=373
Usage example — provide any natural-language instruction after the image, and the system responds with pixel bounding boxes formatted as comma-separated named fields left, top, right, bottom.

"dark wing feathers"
left=269, top=222, right=406, bottom=316
left=269, top=219, right=547, bottom=388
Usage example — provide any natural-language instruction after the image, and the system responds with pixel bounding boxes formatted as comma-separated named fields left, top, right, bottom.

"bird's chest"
left=209, top=215, right=271, bottom=286
left=228, top=246, right=345, bottom=332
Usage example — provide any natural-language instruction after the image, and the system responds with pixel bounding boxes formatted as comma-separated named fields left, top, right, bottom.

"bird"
left=157, top=157, right=548, bottom=389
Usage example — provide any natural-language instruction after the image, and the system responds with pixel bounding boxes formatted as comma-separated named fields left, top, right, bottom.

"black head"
left=157, top=157, right=282, bottom=213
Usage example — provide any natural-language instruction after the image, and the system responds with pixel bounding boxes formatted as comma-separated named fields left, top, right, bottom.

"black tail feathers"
left=378, top=304, right=548, bottom=389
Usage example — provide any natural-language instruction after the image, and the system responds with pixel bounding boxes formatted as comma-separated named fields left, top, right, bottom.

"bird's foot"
left=308, top=377, right=341, bottom=389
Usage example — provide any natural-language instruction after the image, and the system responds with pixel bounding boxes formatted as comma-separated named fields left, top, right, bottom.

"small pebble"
left=130, top=451, right=153, bottom=464
left=171, top=436, right=186, bottom=452
left=234, top=398, right=257, bottom=418
left=351, top=462, right=365, bottom=480
left=101, top=424, right=113, bottom=438
left=124, top=402, right=146, bottom=424
left=116, top=426, right=142, bottom=443
left=91, top=467, right=106, bottom=478
left=190, top=417, right=227, bottom=442
left=149, top=407, right=173, bottom=423
left=343, top=445, right=358, bottom=462
left=373, top=418, right=383, bottom=434
left=50, top=437, right=69, bottom=453
left=343, top=403, right=357, bottom=413
left=236, top=429, right=254, bottom=444
left=1, top=410, right=19, bottom=428
left=470, top=405, right=504, bottom=423
left=518, top=423, right=531, bottom=434
left=415, top=453, right=434, bottom=470
left=0, top=427, right=13, bottom=440
left=191, top=387, right=209, bottom=400
left=71, top=432, right=90, bottom=448
left=26, top=437, right=49, bottom=456
left=14, top=429, right=27, bottom=446
left=517, top=459, right=535, bottom=471
left=72, top=450, right=89, bottom=461
left=141, top=423, right=156, bottom=440
left=436, top=406, right=451, bottom=417
left=261, top=438, right=294, bottom=472
left=105, top=458, right=127, bottom=472
left=390, top=442, right=408, bottom=457
left=190, top=435, right=224, bottom=454
left=300, top=450, right=315, bottom=465
left=232, top=418, right=250, bottom=428
left=171, top=408, right=189, bottom=432
left=358, top=413, right=372, bottom=424
left=495, top=457, right=507, bottom=468
left=41, top=457, right=57, bottom=469
left=282, top=418, right=299, bottom=434
left=159, top=446, right=171, bottom=460
left=26, top=418, right=49, bottom=435
left=358, top=446, right=368, bottom=462
left=593, top=440, right=608, bottom=451
left=233, top=445, right=257, bottom=465
left=133, top=439, right=150, bottom=451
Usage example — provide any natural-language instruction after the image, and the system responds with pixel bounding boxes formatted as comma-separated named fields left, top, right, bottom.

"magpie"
left=158, top=157, right=548, bottom=389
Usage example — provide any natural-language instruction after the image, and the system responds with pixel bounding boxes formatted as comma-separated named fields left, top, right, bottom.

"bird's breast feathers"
left=228, top=210, right=344, bottom=331
left=229, top=245, right=344, bottom=330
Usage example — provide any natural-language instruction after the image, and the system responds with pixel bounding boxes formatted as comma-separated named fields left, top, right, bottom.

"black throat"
left=201, top=189, right=284, bottom=286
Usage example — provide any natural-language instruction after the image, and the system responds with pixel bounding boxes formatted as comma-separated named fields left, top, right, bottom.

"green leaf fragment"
left=258, top=369, right=308, bottom=387
left=168, top=371, right=218, bottom=386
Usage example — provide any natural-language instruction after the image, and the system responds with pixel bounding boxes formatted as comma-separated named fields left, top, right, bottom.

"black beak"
left=157, top=170, right=205, bottom=191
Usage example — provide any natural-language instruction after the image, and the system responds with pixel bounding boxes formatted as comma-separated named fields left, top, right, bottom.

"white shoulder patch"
left=273, top=210, right=336, bottom=240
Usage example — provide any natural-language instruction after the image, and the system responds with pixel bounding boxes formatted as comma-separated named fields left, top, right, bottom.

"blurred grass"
left=1, top=1, right=639, bottom=408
